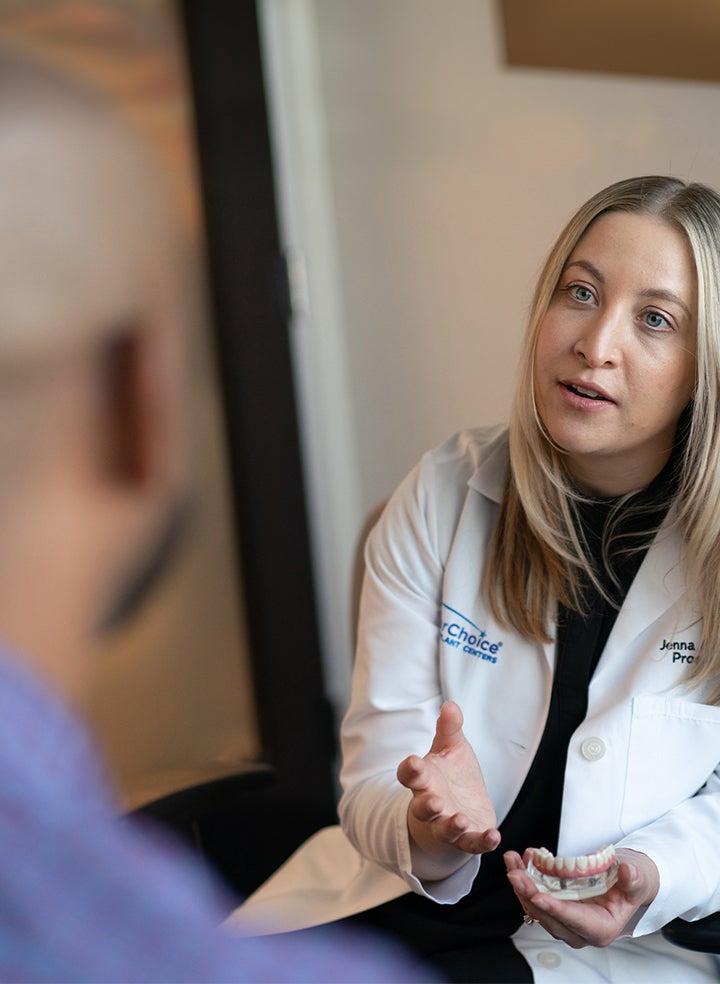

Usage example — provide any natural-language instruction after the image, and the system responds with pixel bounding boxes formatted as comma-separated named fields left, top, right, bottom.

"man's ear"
left=97, top=326, right=182, bottom=491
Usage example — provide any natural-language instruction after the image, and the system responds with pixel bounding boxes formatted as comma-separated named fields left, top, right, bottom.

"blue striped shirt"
left=0, top=648, right=429, bottom=983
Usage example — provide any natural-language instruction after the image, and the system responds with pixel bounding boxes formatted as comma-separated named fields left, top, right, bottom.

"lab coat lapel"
left=599, top=515, right=687, bottom=661
left=468, top=434, right=558, bottom=673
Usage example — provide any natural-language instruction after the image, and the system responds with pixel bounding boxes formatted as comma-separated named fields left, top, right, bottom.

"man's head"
left=0, top=52, right=188, bottom=700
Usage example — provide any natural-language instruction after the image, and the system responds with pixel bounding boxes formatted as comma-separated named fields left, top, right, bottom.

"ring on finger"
left=523, top=913, right=538, bottom=926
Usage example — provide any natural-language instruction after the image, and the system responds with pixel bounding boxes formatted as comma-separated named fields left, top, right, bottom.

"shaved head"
left=0, top=52, right=177, bottom=364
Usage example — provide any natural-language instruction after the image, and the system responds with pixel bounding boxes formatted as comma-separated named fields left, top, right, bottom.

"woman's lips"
left=559, top=379, right=615, bottom=409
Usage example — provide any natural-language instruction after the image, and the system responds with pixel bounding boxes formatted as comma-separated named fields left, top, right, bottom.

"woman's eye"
left=565, top=284, right=594, bottom=303
left=643, top=310, right=670, bottom=331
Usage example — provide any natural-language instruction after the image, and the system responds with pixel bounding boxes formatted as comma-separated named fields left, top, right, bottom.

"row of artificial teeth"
left=531, top=844, right=616, bottom=875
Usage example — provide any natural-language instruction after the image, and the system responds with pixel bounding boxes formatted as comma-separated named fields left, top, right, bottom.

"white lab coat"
left=227, top=426, right=720, bottom=981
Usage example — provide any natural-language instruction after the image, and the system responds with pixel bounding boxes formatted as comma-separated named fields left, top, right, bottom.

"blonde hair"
left=484, top=175, right=720, bottom=702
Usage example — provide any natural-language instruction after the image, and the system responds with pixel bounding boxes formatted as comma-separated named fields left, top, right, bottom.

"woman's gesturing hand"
left=397, top=700, right=501, bottom=880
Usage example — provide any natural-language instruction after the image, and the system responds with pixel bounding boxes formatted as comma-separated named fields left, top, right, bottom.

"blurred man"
left=0, top=51, right=426, bottom=983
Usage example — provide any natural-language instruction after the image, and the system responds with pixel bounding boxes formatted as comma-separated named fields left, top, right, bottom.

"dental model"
left=525, top=844, right=618, bottom=900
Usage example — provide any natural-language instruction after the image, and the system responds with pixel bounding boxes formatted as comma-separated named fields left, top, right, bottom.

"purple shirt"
left=0, top=648, right=431, bottom=982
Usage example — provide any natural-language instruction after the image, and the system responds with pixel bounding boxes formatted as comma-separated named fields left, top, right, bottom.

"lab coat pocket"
left=620, top=695, right=720, bottom=836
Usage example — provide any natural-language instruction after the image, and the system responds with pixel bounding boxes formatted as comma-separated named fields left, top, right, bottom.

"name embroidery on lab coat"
left=658, top=638, right=695, bottom=663
left=440, top=604, right=503, bottom=663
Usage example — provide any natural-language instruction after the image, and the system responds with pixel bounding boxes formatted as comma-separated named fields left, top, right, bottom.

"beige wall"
left=261, top=0, right=720, bottom=712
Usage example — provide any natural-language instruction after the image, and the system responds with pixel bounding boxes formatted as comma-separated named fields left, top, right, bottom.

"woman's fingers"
left=409, top=794, right=445, bottom=824
left=429, top=700, right=465, bottom=753
left=396, top=754, right=428, bottom=791
left=426, top=813, right=501, bottom=853
left=399, top=704, right=499, bottom=855
left=455, top=826, right=502, bottom=854
left=503, top=850, right=526, bottom=872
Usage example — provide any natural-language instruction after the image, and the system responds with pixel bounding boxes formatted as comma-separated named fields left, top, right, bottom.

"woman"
left=337, top=176, right=720, bottom=981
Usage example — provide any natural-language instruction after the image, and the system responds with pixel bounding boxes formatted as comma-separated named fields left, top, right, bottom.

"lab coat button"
left=537, top=950, right=562, bottom=969
left=581, top=737, right=606, bottom=761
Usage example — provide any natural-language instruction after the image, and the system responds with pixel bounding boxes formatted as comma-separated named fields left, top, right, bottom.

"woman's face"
left=533, top=210, right=697, bottom=497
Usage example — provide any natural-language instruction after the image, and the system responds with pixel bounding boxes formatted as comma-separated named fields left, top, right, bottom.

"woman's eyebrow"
left=563, top=259, right=604, bottom=281
left=639, top=288, right=692, bottom=319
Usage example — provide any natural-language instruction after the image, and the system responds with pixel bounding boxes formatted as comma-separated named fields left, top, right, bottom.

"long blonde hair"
left=484, top=175, right=720, bottom=702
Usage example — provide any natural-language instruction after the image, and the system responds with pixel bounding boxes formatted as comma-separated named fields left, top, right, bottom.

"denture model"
left=525, top=844, right=618, bottom=900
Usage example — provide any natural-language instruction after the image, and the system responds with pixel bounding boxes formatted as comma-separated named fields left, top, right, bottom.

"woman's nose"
left=573, top=310, right=622, bottom=368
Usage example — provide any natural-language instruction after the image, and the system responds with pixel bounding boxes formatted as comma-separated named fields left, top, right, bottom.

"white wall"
left=261, top=0, right=720, bottom=716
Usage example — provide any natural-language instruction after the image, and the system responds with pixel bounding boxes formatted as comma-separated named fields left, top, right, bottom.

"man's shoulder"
left=0, top=645, right=108, bottom=808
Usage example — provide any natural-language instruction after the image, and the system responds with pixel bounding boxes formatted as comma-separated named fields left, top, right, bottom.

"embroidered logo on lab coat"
left=440, top=604, right=503, bottom=664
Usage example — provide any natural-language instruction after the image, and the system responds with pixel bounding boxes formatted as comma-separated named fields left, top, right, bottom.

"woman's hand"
left=505, top=848, right=660, bottom=948
left=397, top=700, right=501, bottom=880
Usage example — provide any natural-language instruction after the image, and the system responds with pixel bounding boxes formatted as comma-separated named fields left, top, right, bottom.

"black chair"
left=133, top=764, right=275, bottom=848
left=662, top=913, right=720, bottom=954
left=129, top=763, right=278, bottom=896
